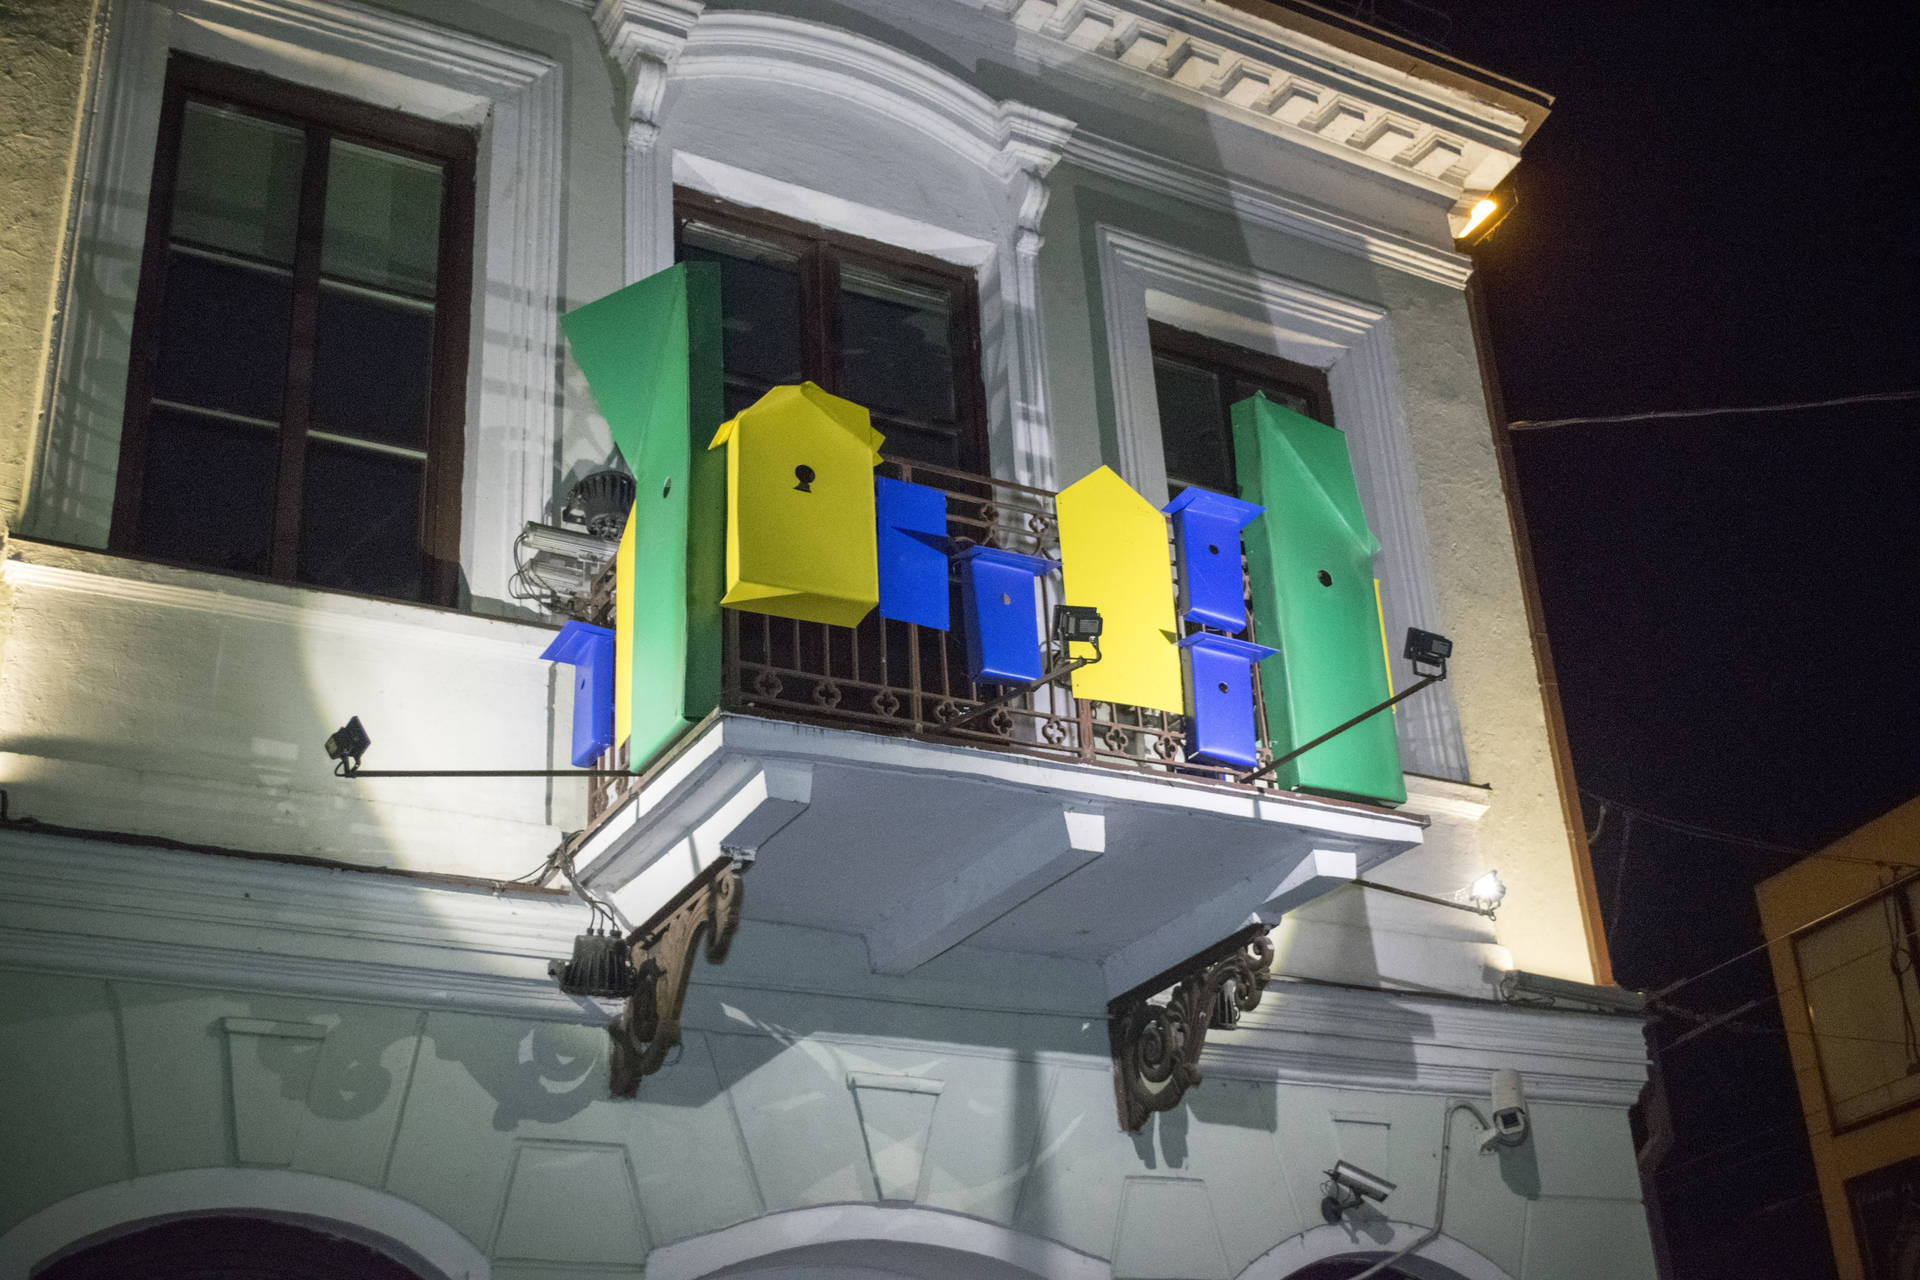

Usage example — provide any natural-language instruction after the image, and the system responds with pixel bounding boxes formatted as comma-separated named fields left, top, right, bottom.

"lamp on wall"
left=1466, top=869, right=1508, bottom=914
left=324, top=717, right=371, bottom=775
left=1452, top=183, right=1516, bottom=248
left=945, top=606, right=1105, bottom=732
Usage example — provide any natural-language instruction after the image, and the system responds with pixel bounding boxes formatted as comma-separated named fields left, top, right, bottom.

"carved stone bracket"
left=593, top=0, right=704, bottom=143
left=1108, top=924, right=1273, bottom=1132
left=607, top=855, right=743, bottom=1097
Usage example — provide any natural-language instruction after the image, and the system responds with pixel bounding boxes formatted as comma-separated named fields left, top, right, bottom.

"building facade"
left=1757, top=797, right=1920, bottom=1280
left=0, top=1, right=1657, bottom=1277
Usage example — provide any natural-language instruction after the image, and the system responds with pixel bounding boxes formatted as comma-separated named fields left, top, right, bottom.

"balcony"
left=561, top=456, right=1427, bottom=1005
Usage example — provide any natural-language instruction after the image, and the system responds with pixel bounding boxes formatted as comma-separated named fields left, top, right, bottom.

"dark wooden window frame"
left=112, top=53, right=476, bottom=606
left=673, top=187, right=992, bottom=476
left=1149, top=319, right=1335, bottom=494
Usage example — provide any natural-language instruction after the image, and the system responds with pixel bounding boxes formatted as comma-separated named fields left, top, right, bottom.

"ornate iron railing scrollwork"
left=607, top=855, right=744, bottom=1097
left=1108, top=924, right=1274, bottom=1132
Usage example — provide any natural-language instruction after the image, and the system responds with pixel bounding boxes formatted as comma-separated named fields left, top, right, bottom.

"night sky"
left=1429, top=4, right=1920, bottom=1278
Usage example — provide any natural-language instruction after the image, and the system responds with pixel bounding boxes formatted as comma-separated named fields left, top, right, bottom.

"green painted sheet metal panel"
left=560, top=262, right=724, bottom=770
left=1231, top=393, right=1406, bottom=805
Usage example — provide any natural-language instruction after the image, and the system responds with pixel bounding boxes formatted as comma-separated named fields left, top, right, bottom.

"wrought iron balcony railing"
left=578, top=457, right=1311, bottom=829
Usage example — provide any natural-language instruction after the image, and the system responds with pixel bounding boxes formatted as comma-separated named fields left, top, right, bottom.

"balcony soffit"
left=573, top=713, right=1425, bottom=999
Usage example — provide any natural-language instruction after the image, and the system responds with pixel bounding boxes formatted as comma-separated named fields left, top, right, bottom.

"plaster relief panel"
left=1113, top=1176, right=1229, bottom=1279
left=493, top=1140, right=648, bottom=1267
left=222, top=1016, right=327, bottom=1167
left=847, top=1072, right=944, bottom=1202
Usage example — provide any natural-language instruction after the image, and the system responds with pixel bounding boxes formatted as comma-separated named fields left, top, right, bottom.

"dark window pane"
left=1153, top=356, right=1233, bottom=493
left=311, top=286, right=434, bottom=449
left=322, top=138, right=443, bottom=298
left=297, top=439, right=424, bottom=599
left=171, top=100, right=303, bottom=264
left=1237, top=376, right=1317, bottom=422
left=723, top=379, right=771, bottom=419
left=840, top=266, right=956, bottom=422
left=871, top=416, right=960, bottom=469
left=681, top=233, right=804, bottom=387
left=153, top=250, right=292, bottom=422
left=134, top=406, right=277, bottom=574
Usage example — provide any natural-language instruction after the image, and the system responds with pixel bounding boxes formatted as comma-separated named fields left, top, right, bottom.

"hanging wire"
left=1508, top=388, right=1920, bottom=432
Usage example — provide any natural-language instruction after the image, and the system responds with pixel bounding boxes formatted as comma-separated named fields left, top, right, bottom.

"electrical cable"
left=1508, top=388, right=1920, bottom=432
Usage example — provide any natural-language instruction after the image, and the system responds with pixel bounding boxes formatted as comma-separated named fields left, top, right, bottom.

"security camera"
left=1321, top=1160, right=1396, bottom=1222
left=1481, top=1068, right=1528, bottom=1151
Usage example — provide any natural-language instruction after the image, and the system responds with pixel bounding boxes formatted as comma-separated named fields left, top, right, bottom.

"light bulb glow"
left=1468, top=870, right=1507, bottom=911
left=1459, top=198, right=1499, bottom=239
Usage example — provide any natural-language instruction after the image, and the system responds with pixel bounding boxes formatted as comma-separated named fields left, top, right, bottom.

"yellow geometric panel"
left=1057, top=466, right=1183, bottom=714
left=708, top=382, right=886, bottom=628
left=614, top=508, right=637, bottom=747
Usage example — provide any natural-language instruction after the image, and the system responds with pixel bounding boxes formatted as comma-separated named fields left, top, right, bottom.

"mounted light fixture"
left=1238, top=628, right=1454, bottom=785
left=1467, top=869, right=1508, bottom=914
left=1453, top=183, right=1515, bottom=248
left=324, top=716, right=371, bottom=775
left=1321, top=1160, right=1395, bottom=1223
left=945, top=606, right=1106, bottom=732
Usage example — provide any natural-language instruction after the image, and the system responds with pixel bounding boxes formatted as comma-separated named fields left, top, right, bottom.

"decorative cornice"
left=593, top=0, right=703, bottom=139
left=673, top=12, right=1075, bottom=199
left=1068, top=129, right=1471, bottom=287
left=974, top=0, right=1535, bottom=200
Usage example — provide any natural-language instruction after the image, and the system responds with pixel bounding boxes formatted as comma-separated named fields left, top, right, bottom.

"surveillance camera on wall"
left=1481, top=1067, right=1528, bottom=1151
left=1321, top=1159, right=1396, bottom=1222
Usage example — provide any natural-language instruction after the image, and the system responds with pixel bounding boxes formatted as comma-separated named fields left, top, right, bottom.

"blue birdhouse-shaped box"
left=541, top=620, right=617, bottom=767
left=874, top=475, right=950, bottom=630
left=957, top=546, right=1055, bottom=685
left=1178, top=633, right=1279, bottom=769
left=1164, top=487, right=1263, bottom=632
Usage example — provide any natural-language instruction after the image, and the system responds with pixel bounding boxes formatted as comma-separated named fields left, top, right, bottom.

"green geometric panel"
left=560, top=262, right=724, bottom=770
left=1231, top=393, right=1405, bottom=805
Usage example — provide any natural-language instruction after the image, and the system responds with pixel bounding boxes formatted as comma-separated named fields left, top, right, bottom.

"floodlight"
left=1053, top=604, right=1103, bottom=644
left=1404, top=628, right=1452, bottom=679
left=324, top=716, right=371, bottom=774
left=1467, top=870, right=1507, bottom=915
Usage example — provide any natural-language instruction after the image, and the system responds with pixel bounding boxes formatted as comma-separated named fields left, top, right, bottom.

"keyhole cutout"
left=1317, top=570, right=1333, bottom=587
left=794, top=464, right=816, bottom=493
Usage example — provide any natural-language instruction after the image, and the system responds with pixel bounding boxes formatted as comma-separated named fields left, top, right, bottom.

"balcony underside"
left=574, top=713, right=1424, bottom=1000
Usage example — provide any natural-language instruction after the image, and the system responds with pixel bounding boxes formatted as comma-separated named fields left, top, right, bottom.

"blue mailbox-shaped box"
left=1163, top=488, right=1263, bottom=632
left=957, top=546, right=1054, bottom=685
left=541, top=620, right=617, bottom=767
left=1179, top=632, right=1279, bottom=769
left=875, top=475, right=950, bottom=630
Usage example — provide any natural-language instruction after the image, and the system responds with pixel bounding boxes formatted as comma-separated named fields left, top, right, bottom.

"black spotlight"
left=1053, top=604, right=1104, bottom=646
left=1404, top=628, right=1453, bottom=679
left=324, top=716, right=371, bottom=774
left=569, top=469, right=637, bottom=540
left=549, top=930, right=636, bottom=999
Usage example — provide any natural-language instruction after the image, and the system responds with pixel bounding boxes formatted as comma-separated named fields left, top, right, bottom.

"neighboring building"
left=0, top=2, right=1658, bottom=1278
left=1758, top=797, right=1920, bottom=1280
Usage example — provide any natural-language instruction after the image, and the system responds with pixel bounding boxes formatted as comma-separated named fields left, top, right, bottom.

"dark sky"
left=1427, top=5, right=1920, bottom=1278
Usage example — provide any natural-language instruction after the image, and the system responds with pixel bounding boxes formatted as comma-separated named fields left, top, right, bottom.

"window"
left=674, top=190, right=990, bottom=474
left=1149, top=321, right=1333, bottom=496
left=111, top=55, right=475, bottom=605
left=1794, top=881, right=1920, bottom=1130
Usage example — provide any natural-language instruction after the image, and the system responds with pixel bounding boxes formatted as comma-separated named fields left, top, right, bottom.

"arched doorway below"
left=1283, top=1263, right=1417, bottom=1280
left=36, top=1215, right=430, bottom=1280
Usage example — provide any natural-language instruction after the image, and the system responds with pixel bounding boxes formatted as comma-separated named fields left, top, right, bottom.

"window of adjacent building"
left=1794, top=882, right=1920, bottom=1129
left=1149, top=321, right=1334, bottom=497
left=674, top=191, right=990, bottom=475
left=111, top=55, right=475, bottom=605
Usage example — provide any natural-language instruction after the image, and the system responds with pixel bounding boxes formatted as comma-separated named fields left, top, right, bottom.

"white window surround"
left=0, top=1167, right=489, bottom=1280
left=610, top=8, right=1075, bottom=490
left=1094, top=222, right=1468, bottom=781
left=29, top=0, right=561, bottom=609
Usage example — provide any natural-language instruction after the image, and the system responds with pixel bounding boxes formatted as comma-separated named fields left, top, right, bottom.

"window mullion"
left=269, top=124, right=332, bottom=580
left=802, top=242, right=842, bottom=395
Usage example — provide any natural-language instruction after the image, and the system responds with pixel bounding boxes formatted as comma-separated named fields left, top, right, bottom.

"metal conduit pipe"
left=1348, top=1101, right=1491, bottom=1280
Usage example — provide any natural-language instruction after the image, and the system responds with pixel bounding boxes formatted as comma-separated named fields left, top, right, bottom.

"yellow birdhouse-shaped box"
left=708, top=382, right=886, bottom=627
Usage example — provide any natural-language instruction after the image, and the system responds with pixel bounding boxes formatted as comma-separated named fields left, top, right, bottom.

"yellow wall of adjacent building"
left=1756, top=796, right=1920, bottom=1280
left=0, top=0, right=99, bottom=534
